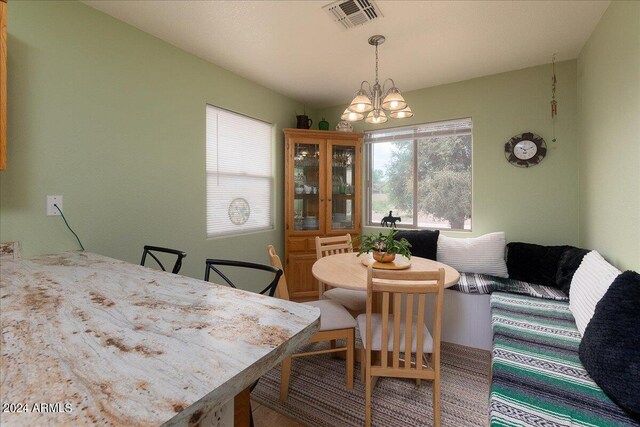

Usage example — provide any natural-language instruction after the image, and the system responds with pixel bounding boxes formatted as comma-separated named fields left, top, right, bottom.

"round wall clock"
left=504, top=132, right=547, bottom=167
left=228, top=198, right=250, bottom=225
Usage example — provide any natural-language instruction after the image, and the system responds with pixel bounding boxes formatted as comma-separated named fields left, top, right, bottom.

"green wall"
left=577, top=0, right=640, bottom=271
left=0, top=1, right=315, bottom=287
left=320, top=61, right=580, bottom=246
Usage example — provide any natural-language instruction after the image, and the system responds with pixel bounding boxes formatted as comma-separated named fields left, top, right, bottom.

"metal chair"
left=140, top=245, right=187, bottom=274
left=204, top=259, right=282, bottom=297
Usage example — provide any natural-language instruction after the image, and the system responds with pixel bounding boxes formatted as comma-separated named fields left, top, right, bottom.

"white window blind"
left=206, top=105, right=274, bottom=237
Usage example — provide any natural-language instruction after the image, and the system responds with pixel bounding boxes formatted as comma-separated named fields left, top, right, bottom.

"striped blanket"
left=490, top=292, right=638, bottom=426
left=452, top=273, right=568, bottom=301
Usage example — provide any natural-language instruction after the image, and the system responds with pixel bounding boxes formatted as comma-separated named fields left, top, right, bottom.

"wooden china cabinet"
left=283, top=128, right=363, bottom=301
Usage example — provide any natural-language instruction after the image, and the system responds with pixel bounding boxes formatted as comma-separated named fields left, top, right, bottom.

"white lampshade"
left=381, top=87, right=407, bottom=111
left=347, top=90, right=373, bottom=113
left=365, top=110, right=388, bottom=124
left=389, top=106, right=414, bottom=119
left=341, top=109, right=365, bottom=122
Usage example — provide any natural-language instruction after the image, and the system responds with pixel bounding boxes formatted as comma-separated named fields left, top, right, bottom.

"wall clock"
left=504, top=132, right=547, bottom=167
left=228, top=198, right=250, bottom=225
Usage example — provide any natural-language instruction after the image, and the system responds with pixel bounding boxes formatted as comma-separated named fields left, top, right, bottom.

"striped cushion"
left=569, top=251, right=620, bottom=336
left=452, top=272, right=568, bottom=300
left=437, top=232, right=508, bottom=277
left=490, top=292, right=638, bottom=426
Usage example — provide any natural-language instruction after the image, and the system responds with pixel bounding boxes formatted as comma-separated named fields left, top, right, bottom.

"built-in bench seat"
left=490, top=292, right=638, bottom=426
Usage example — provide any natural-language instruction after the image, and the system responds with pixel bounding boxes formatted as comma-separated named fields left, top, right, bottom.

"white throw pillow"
left=437, top=232, right=508, bottom=277
left=569, top=251, right=621, bottom=336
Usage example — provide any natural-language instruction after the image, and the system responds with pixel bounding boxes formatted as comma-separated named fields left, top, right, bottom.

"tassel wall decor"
left=551, top=54, right=558, bottom=142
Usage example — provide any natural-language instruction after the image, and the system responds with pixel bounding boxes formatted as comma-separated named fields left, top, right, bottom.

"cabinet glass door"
left=293, top=143, right=321, bottom=232
left=329, top=144, right=356, bottom=231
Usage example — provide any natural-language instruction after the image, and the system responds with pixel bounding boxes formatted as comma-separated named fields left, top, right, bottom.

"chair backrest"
left=365, top=266, right=445, bottom=376
left=315, top=234, right=352, bottom=259
left=141, top=245, right=187, bottom=274
left=267, top=245, right=290, bottom=301
left=204, top=259, right=283, bottom=297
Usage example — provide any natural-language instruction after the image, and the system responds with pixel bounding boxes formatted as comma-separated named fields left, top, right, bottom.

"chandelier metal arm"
left=359, top=80, right=373, bottom=95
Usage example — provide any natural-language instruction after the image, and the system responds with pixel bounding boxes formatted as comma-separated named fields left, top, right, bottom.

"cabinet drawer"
left=287, top=237, right=307, bottom=252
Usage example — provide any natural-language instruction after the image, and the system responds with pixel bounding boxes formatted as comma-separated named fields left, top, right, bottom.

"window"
left=366, top=118, right=472, bottom=231
left=206, top=105, right=274, bottom=237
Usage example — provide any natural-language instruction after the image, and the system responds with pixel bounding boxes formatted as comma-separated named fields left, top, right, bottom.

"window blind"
left=364, top=118, right=472, bottom=145
left=206, top=105, right=274, bottom=237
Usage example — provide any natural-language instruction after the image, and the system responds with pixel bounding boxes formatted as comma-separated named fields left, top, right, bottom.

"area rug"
left=251, top=341, right=491, bottom=427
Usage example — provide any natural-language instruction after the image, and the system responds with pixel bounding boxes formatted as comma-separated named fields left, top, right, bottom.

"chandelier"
left=342, top=35, right=413, bottom=125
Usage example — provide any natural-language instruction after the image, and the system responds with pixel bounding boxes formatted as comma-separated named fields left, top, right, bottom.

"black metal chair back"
left=204, top=259, right=283, bottom=297
left=141, top=245, right=187, bottom=274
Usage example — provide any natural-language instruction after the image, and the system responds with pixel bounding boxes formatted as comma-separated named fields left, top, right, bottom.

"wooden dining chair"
left=140, top=245, right=187, bottom=274
left=315, top=234, right=367, bottom=314
left=267, top=245, right=355, bottom=401
left=358, top=266, right=445, bottom=427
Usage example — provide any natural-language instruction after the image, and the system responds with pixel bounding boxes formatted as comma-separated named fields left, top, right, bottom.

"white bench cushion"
left=569, top=251, right=620, bottom=336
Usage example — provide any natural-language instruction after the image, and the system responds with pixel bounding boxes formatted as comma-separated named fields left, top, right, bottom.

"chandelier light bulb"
left=389, top=106, right=414, bottom=119
left=365, top=110, right=387, bottom=124
left=341, top=108, right=364, bottom=122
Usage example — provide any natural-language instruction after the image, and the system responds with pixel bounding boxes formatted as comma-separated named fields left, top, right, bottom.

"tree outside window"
left=367, top=119, right=472, bottom=231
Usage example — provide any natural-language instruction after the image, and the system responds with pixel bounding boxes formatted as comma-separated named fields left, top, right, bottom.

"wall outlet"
left=47, top=195, right=63, bottom=216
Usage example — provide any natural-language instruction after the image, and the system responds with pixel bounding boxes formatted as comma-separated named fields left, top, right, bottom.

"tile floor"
left=251, top=399, right=304, bottom=427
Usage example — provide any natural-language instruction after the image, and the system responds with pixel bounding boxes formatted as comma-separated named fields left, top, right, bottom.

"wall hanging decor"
left=551, top=53, right=558, bottom=142
left=504, top=132, right=547, bottom=168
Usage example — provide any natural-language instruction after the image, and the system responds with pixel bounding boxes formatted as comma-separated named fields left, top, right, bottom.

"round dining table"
left=312, top=252, right=460, bottom=292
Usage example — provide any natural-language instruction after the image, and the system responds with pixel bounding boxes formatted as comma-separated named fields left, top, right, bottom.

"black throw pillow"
left=393, top=230, right=439, bottom=260
left=556, top=247, right=590, bottom=294
left=506, top=242, right=568, bottom=287
left=579, top=271, right=640, bottom=421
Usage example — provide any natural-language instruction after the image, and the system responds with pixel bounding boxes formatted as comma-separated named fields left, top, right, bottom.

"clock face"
left=514, top=140, right=537, bottom=160
left=505, top=132, right=547, bottom=167
left=228, top=198, right=250, bottom=225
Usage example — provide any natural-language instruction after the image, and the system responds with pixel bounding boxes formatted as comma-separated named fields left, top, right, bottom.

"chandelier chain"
left=375, top=44, right=379, bottom=84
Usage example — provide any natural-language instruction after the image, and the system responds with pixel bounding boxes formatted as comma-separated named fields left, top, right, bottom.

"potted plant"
left=353, top=228, right=412, bottom=263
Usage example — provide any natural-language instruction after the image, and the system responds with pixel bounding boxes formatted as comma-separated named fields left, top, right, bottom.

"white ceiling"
left=83, top=0, right=609, bottom=109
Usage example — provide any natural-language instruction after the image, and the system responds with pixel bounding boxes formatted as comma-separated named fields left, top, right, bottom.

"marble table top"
left=0, top=251, right=320, bottom=426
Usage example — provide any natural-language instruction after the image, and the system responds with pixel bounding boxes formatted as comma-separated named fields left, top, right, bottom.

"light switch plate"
left=47, top=195, right=63, bottom=216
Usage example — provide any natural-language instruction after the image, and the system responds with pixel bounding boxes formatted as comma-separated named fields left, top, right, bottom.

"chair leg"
left=433, top=368, right=441, bottom=427
left=346, top=329, right=354, bottom=390
left=365, top=364, right=372, bottom=427
left=330, top=339, right=339, bottom=358
left=279, top=356, right=292, bottom=402
left=360, top=345, right=366, bottom=383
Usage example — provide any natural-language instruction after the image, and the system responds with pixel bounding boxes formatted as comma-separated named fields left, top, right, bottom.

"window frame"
left=205, top=104, right=275, bottom=239
left=364, top=118, right=473, bottom=231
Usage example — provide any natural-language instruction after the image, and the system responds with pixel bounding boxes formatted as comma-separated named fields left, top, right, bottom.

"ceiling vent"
left=323, top=0, right=383, bottom=30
